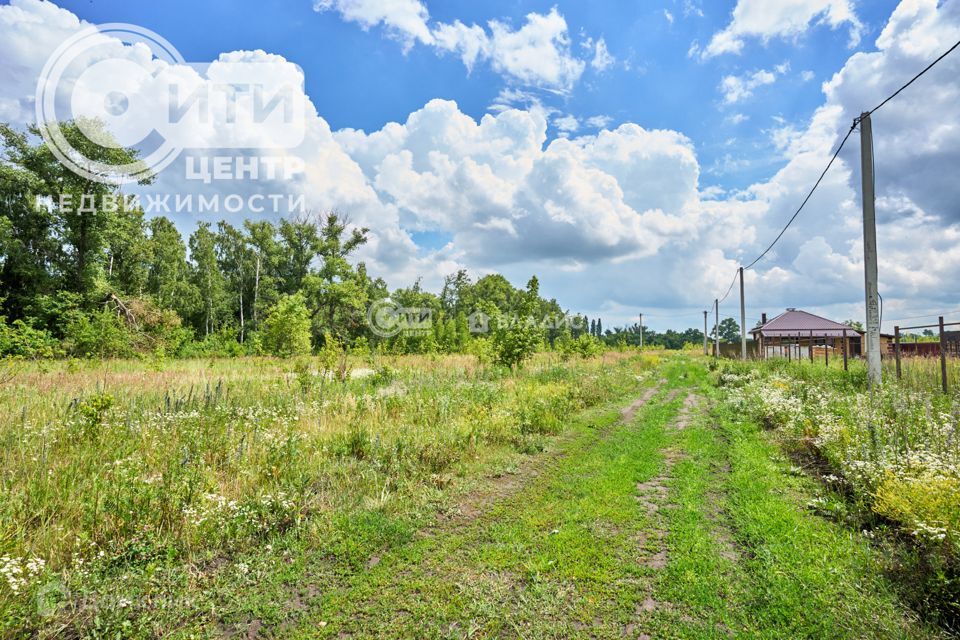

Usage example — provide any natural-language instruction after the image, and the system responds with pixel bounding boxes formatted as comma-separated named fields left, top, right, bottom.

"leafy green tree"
left=471, top=274, right=515, bottom=313
left=440, top=269, right=472, bottom=315
left=0, top=158, right=60, bottom=321
left=302, top=213, right=370, bottom=341
left=262, top=293, right=312, bottom=357
left=714, top=317, right=740, bottom=343
left=278, top=217, right=321, bottom=293
left=1, top=120, right=151, bottom=304
left=389, top=280, right=442, bottom=354
left=216, top=221, right=253, bottom=342
left=244, top=220, right=281, bottom=329
left=146, top=217, right=197, bottom=321
left=189, top=222, right=228, bottom=337
left=104, top=200, right=151, bottom=297
left=493, top=276, right=544, bottom=369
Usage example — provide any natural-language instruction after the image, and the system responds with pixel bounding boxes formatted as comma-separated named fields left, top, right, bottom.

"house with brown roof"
left=750, top=308, right=873, bottom=361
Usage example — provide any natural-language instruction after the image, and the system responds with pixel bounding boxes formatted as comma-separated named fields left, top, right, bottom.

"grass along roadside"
left=3, top=353, right=947, bottom=637
left=287, top=364, right=677, bottom=637
left=648, top=357, right=942, bottom=638
left=0, top=352, right=658, bottom=636
left=716, top=357, right=960, bottom=627
left=294, top=356, right=939, bottom=638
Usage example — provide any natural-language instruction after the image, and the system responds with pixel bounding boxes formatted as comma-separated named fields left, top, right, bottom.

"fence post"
left=808, top=330, right=814, bottom=362
left=939, top=316, right=948, bottom=394
left=894, top=326, right=902, bottom=380
left=842, top=329, right=848, bottom=371
left=825, top=336, right=829, bottom=366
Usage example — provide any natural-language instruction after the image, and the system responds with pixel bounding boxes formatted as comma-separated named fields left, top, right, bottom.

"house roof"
left=751, top=308, right=861, bottom=338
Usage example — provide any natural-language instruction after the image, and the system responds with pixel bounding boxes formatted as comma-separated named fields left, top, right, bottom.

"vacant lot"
left=0, top=353, right=952, bottom=638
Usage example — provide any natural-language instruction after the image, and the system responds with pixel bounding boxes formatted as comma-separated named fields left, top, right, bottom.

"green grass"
left=715, top=355, right=960, bottom=627
left=0, top=353, right=947, bottom=637
left=280, top=356, right=936, bottom=639
left=0, top=351, right=657, bottom=636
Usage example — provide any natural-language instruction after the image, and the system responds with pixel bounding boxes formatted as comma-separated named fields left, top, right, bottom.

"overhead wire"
left=703, top=37, right=960, bottom=322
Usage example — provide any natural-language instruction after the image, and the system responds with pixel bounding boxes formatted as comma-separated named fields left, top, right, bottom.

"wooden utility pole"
left=639, top=313, right=644, bottom=349
left=894, top=326, right=902, bottom=380
left=859, top=112, right=882, bottom=388
left=703, top=311, right=708, bottom=355
left=714, top=298, right=719, bottom=358
left=842, top=328, right=848, bottom=371
left=939, top=316, right=948, bottom=393
left=739, top=267, right=747, bottom=360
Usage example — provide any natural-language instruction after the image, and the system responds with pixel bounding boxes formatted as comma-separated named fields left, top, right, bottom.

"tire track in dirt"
left=432, top=378, right=666, bottom=530
left=330, top=379, right=670, bottom=636
left=625, top=389, right=698, bottom=639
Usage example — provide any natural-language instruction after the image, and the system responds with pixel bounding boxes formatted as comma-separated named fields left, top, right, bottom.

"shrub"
left=261, top=293, right=312, bottom=357
left=465, top=336, right=495, bottom=366
left=63, top=309, right=134, bottom=358
left=557, top=331, right=603, bottom=360
left=493, top=319, right=541, bottom=369
left=176, top=327, right=247, bottom=358
left=0, top=317, right=59, bottom=358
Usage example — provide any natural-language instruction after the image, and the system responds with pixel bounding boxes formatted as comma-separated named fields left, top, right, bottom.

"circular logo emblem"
left=35, top=579, right=70, bottom=618
left=35, top=23, right=186, bottom=185
left=366, top=300, right=403, bottom=338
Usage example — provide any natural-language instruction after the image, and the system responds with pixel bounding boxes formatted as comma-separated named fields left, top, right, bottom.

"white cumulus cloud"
left=719, top=68, right=777, bottom=104
left=315, top=1, right=588, bottom=92
left=702, top=0, right=863, bottom=59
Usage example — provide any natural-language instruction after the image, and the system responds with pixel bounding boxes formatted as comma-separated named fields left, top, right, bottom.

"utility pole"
left=859, top=112, right=882, bottom=388
left=703, top=310, right=708, bottom=356
left=739, top=266, right=747, bottom=360
left=638, top=313, right=644, bottom=349
left=714, top=298, right=720, bottom=358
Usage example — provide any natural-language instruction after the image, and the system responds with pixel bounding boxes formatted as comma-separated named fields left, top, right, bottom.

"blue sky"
left=3, top=0, right=959, bottom=331
left=55, top=0, right=897, bottom=191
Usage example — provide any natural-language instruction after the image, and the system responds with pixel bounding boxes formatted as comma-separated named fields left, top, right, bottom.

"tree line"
left=0, top=121, right=708, bottom=364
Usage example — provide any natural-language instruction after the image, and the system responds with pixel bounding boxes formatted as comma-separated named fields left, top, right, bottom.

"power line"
left=716, top=270, right=739, bottom=304
left=866, top=37, right=960, bottom=117
left=704, top=37, right=960, bottom=318
left=886, top=308, right=960, bottom=323
left=743, top=123, right=856, bottom=271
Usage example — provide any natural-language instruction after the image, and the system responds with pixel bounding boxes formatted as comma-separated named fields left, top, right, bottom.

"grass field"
left=0, top=352, right=954, bottom=637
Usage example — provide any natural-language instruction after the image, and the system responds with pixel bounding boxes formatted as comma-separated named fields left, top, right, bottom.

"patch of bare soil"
left=673, top=393, right=700, bottom=430
left=433, top=379, right=666, bottom=532
left=620, top=384, right=664, bottom=423
left=625, top=391, right=700, bottom=637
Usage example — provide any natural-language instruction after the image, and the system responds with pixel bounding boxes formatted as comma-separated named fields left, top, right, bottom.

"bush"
left=493, top=320, right=541, bottom=369
left=63, top=309, right=134, bottom=358
left=261, top=293, right=312, bottom=357
left=0, top=317, right=59, bottom=358
left=175, top=327, right=247, bottom=358
left=125, top=297, right=193, bottom=356
left=465, top=336, right=495, bottom=366
left=557, top=331, right=603, bottom=360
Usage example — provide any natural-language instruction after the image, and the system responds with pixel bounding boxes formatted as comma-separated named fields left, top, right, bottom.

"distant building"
left=749, top=308, right=888, bottom=360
